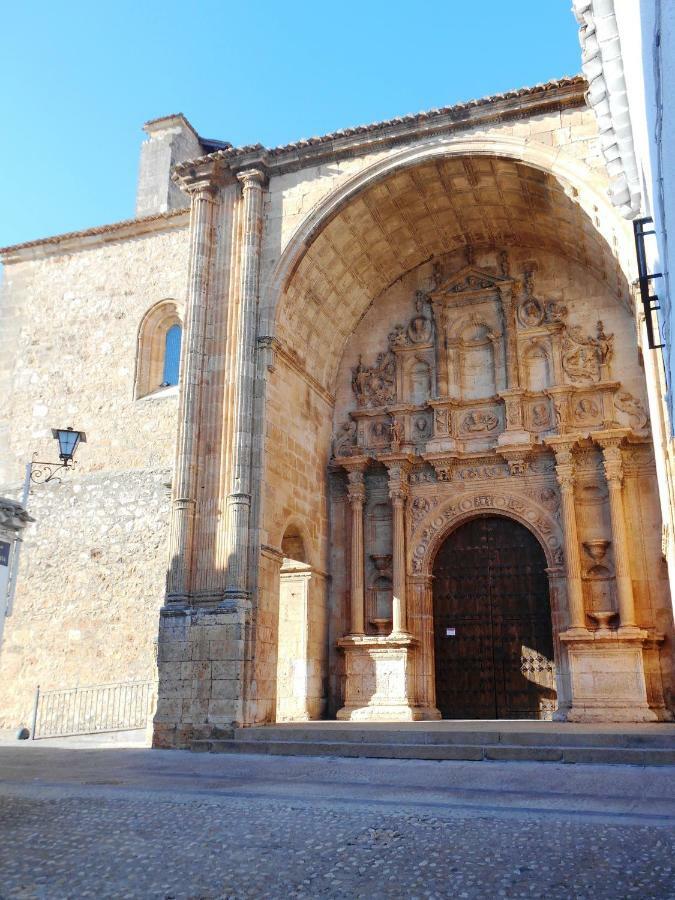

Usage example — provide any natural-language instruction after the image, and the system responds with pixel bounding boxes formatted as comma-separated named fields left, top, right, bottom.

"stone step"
left=230, top=726, right=675, bottom=750
left=191, top=738, right=675, bottom=766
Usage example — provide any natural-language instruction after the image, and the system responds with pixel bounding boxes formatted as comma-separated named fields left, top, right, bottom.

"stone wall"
left=0, top=468, right=170, bottom=726
left=0, top=221, right=190, bottom=726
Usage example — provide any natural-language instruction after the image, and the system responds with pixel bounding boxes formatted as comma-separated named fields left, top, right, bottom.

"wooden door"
left=432, top=515, right=556, bottom=719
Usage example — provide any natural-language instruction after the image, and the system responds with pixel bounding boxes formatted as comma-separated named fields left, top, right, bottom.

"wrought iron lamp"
left=30, top=427, right=87, bottom=483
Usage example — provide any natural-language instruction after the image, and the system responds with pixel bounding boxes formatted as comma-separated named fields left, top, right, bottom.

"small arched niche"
left=276, top=523, right=326, bottom=722
left=134, top=299, right=183, bottom=399
left=523, top=341, right=552, bottom=392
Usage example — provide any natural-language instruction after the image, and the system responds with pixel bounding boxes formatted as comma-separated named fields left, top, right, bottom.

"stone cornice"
left=172, top=76, right=586, bottom=185
left=0, top=207, right=189, bottom=263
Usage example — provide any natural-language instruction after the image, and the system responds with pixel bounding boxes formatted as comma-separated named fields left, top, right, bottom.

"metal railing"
left=31, top=680, right=155, bottom=739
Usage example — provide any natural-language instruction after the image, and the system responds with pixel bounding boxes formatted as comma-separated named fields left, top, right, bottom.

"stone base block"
left=336, top=703, right=438, bottom=721
left=336, top=633, right=436, bottom=722
left=561, top=627, right=669, bottom=723
left=152, top=603, right=247, bottom=748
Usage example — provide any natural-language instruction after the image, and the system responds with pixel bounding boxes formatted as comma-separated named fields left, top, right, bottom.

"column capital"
left=385, top=459, right=410, bottom=503
left=184, top=180, right=219, bottom=202
left=236, top=168, right=268, bottom=191
left=346, top=468, right=366, bottom=506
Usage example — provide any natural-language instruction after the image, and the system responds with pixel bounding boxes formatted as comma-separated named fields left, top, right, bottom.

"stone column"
left=553, top=445, right=587, bottom=631
left=345, top=467, right=366, bottom=635
left=166, top=180, right=217, bottom=605
left=599, top=440, right=637, bottom=629
left=387, top=462, right=411, bottom=636
left=224, top=168, right=267, bottom=600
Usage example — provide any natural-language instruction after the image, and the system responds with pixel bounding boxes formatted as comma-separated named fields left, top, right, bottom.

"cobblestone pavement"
left=0, top=746, right=674, bottom=899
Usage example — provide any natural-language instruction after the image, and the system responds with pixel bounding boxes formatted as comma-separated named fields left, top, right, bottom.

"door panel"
left=432, top=515, right=556, bottom=720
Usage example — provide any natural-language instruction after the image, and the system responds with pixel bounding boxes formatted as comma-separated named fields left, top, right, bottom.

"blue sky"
left=2, top=1, right=581, bottom=248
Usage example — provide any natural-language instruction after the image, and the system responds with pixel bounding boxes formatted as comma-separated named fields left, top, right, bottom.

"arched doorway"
left=432, top=515, right=556, bottom=720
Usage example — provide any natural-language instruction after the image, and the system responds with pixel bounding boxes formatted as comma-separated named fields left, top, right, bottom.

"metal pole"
left=30, top=685, right=40, bottom=740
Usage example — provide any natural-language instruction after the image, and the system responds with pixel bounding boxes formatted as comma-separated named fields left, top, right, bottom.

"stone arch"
left=410, top=490, right=564, bottom=577
left=260, top=134, right=634, bottom=338
left=275, top=518, right=327, bottom=722
left=280, top=520, right=310, bottom=565
left=134, top=298, right=183, bottom=399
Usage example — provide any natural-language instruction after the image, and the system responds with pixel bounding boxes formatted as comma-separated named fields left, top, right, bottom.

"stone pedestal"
left=336, top=634, right=430, bottom=720
left=561, top=627, right=670, bottom=722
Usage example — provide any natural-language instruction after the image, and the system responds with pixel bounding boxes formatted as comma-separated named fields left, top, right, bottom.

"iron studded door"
left=432, top=515, right=555, bottom=720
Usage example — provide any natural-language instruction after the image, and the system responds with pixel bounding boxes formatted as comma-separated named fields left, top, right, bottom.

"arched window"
left=162, top=324, right=182, bottom=386
left=134, top=300, right=183, bottom=399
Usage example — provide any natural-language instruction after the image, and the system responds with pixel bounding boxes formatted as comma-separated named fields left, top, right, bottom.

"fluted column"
left=600, top=441, right=637, bottom=629
left=346, top=468, right=366, bottom=635
left=553, top=445, right=587, bottom=631
left=166, top=181, right=217, bottom=604
left=224, top=168, right=267, bottom=600
left=387, top=462, right=411, bottom=635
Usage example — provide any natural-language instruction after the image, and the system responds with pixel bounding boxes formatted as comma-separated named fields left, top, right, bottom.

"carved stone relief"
left=561, top=320, right=614, bottom=383
left=461, top=409, right=500, bottom=434
left=615, top=391, right=649, bottom=430
left=410, top=491, right=563, bottom=574
left=352, top=351, right=396, bottom=408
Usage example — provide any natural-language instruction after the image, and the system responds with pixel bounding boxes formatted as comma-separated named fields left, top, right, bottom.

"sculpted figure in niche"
left=531, top=403, right=550, bottom=428
left=371, top=420, right=389, bottom=443
left=574, top=398, right=600, bottom=422
left=407, top=292, right=433, bottom=344
left=390, top=418, right=404, bottom=447
left=332, top=419, right=356, bottom=457
left=462, top=410, right=499, bottom=433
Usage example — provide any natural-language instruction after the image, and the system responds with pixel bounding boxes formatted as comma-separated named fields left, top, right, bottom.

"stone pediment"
left=431, top=265, right=512, bottom=298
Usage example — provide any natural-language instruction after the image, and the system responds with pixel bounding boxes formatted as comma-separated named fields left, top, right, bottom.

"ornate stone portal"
left=331, top=254, right=670, bottom=723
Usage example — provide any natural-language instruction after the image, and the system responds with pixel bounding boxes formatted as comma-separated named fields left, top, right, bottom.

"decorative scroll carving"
left=352, top=351, right=396, bottom=408
left=615, top=391, right=649, bottom=430
left=561, top=320, right=614, bottom=383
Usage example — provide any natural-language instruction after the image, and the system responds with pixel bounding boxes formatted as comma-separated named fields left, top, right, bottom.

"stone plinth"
left=336, top=633, right=431, bottom=720
left=561, top=627, right=671, bottom=722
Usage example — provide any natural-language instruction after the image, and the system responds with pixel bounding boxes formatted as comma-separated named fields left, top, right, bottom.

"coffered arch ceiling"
left=274, top=155, right=630, bottom=396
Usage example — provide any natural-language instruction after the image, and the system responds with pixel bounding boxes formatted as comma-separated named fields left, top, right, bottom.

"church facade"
left=1, top=76, right=674, bottom=744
